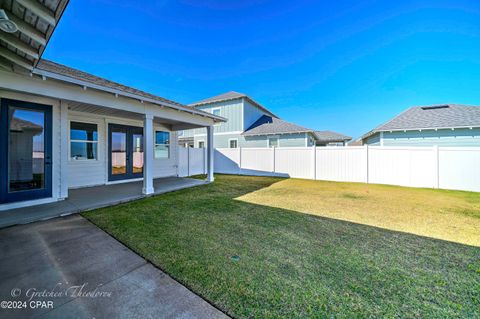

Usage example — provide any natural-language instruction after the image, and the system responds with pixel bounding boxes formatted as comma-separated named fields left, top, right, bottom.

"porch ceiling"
left=68, top=101, right=209, bottom=131
left=0, top=0, right=69, bottom=71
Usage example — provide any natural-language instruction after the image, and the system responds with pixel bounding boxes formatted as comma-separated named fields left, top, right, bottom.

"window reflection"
left=8, top=107, right=45, bottom=192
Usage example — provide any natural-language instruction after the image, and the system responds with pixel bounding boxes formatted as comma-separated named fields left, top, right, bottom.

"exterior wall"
left=181, top=99, right=243, bottom=138
left=68, top=110, right=178, bottom=189
left=193, top=132, right=308, bottom=148
left=364, top=129, right=480, bottom=147
left=195, top=99, right=243, bottom=134
left=277, top=133, right=308, bottom=147
left=364, top=133, right=381, bottom=146
left=243, top=99, right=268, bottom=130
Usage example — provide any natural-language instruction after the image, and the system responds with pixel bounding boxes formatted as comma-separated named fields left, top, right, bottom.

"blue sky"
left=44, top=0, right=480, bottom=138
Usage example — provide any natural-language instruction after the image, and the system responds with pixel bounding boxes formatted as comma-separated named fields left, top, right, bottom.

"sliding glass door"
left=108, top=124, right=143, bottom=181
left=0, top=99, right=52, bottom=203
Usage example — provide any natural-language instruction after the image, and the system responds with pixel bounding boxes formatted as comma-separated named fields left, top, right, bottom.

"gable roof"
left=315, top=130, right=351, bottom=143
left=32, top=59, right=225, bottom=122
left=190, top=91, right=278, bottom=118
left=362, top=104, right=480, bottom=139
left=242, top=115, right=315, bottom=137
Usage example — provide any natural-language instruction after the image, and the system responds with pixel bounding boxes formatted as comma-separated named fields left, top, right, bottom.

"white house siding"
left=365, top=129, right=480, bottom=147
left=68, top=111, right=178, bottom=189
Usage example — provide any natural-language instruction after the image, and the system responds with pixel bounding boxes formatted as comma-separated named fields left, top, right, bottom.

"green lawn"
left=84, top=175, right=480, bottom=318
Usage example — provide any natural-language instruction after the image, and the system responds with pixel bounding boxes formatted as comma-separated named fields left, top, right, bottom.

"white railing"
left=178, top=146, right=480, bottom=192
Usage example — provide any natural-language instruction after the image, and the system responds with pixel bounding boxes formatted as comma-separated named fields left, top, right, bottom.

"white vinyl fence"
left=178, top=147, right=207, bottom=177
left=178, top=146, right=480, bottom=192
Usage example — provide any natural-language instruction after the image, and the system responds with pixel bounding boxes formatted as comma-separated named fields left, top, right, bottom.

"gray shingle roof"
left=34, top=60, right=225, bottom=122
left=190, top=91, right=278, bottom=118
left=363, top=104, right=480, bottom=138
left=242, top=115, right=314, bottom=136
left=191, top=91, right=246, bottom=106
left=314, top=130, right=351, bottom=142
left=36, top=59, right=186, bottom=108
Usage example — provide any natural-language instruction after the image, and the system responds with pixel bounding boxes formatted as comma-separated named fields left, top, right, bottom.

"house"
left=180, top=91, right=348, bottom=148
left=361, top=104, right=480, bottom=147
left=314, top=131, right=351, bottom=146
left=0, top=0, right=224, bottom=211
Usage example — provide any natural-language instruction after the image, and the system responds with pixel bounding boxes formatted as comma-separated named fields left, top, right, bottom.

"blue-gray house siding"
left=183, top=97, right=311, bottom=148
left=364, top=128, right=480, bottom=147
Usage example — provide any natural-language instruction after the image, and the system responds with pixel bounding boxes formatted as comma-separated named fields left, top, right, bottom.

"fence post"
left=313, top=145, right=316, bottom=180
left=365, top=145, right=369, bottom=184
left=238, top=147, right=242, bottom=175
left=273, top=146, right=276, bottom=175
left=433, top=145, right=439, bottom=188
left=187, top=146, right=190, bottom=177
left=204, top=147, right=207, bottom=175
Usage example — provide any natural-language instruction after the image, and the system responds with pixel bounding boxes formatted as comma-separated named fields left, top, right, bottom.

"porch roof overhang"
left=0, top=68, right=226, bottom=130
left=0, top=0, right=69, bottom=71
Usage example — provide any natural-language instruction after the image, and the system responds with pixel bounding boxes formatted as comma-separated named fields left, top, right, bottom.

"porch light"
left=0, top=10, right=18, bottom=33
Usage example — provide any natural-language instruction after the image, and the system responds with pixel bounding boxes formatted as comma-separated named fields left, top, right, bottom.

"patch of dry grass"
left=236, top=178, right=480, bottom=246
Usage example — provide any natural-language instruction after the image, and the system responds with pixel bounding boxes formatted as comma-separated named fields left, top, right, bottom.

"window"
left=155, top=131, right=170, bottom=159
left=198, top=140, right=205, bottom=148
left=229, top=139, right=238, bottom=148
left=268, top=137, right=279, bottom=148
left=211, top=108, right=221, bottom=116
left=70, top=122, right=98, bottom=160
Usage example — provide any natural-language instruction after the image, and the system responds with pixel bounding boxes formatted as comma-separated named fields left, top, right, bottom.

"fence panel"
left=188, top=148, right=206, bottom=175
left=368, top=147, right=436, bottom=188
left=215, top=148, right=241, bottom=174
left=439, top=147, right=480, bottom=192
left=178, top=147, right=189, bottom=177
left=315, top=147, right=367, bottom=182
left=241, top=148, right=275, bottom=176
left=275, top=147, right=314, bottom=179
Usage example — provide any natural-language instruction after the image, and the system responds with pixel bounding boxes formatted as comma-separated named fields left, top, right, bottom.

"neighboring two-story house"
left=361, top=104, right=480, bottom=147
left=180, top=91, right=350, bottom=148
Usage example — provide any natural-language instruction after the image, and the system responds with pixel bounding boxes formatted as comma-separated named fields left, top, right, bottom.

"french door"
left=0, top=99, right=52, bottom=203
left=108, top=124, right=144, bottom=181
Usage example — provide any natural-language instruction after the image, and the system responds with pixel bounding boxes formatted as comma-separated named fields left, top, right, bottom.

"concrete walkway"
left=0, top=177, right=207, bottom=229
left=0, top=215, right=228, bottom=319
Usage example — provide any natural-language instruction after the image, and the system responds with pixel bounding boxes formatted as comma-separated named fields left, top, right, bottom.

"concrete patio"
left=0, top=177, right=207, bottom=229
left=0, top=215, right=227, bottom=319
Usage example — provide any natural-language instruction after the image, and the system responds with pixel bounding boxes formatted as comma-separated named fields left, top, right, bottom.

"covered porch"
left=0, top=176, right=206, bottom=228
left=0, top=59, right=224, bottom=213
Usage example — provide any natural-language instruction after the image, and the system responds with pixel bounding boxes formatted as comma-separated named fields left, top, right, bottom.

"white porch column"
left=143, top=114, right=154, bottom=195
left=59, top=100, right=69, bottom=199
left=206, top=125, right=214, bottom=182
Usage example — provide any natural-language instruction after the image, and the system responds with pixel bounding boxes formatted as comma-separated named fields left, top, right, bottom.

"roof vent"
left=0, top=10, right=18, bottom=33
left=421, top=105, right=450, bottom=110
